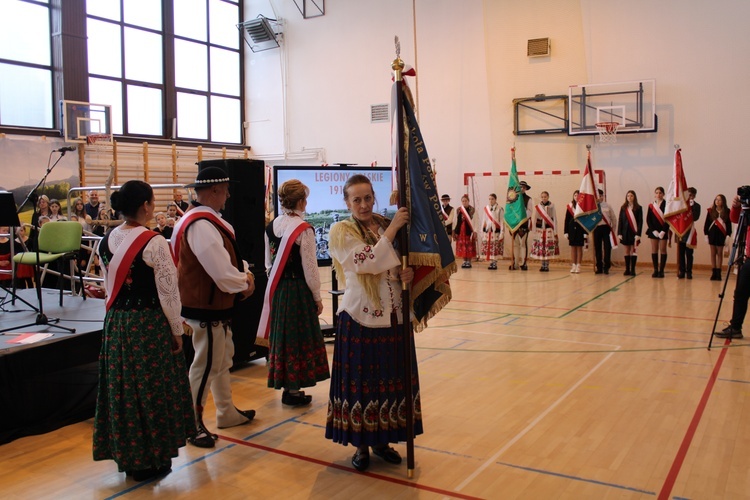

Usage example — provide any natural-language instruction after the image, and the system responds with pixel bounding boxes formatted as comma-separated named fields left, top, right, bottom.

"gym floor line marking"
left=497, top=461, right=655, bottom=496
left=658, top=339, right=732, bottom=499
left=217, top=434, right=484, bottom=500
left=453, top=350, right=617, bottom=492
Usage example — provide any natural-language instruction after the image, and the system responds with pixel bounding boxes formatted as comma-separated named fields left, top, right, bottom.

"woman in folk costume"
left=480, top=193, right=504, bottom=270
left=453, top=194, right=477, bottom=268
left=259, top=179, right=329, bottom=407
left=93, top=180, right=195, bottom=482
left=530, top=191, right=558, bottom=272
left=646, top=186, right=671, bottom=278
left=325, top=174, right=420, bottom=473
left=565, top=190, right=587, bottom=273
left=617, top=190, right=643, bottom=276
left=704, top=193, right=732, bottom=281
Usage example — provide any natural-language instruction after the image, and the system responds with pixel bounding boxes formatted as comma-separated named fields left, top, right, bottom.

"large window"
left=0, top=0, right=243, bottom=144
left=0, top=0, right=53, bottom=129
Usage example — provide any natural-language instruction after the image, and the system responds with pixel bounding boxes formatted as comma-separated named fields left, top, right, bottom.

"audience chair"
left=12, top=221, right=86, bottom=307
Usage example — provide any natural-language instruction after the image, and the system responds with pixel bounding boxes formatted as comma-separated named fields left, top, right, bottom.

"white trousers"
left=187, top=319, right=247, bottom=429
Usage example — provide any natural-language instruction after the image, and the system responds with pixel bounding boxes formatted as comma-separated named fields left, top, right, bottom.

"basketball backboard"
left=568, top=80, right=656, bottom=136
left=60, top=100, right=113, bottom=143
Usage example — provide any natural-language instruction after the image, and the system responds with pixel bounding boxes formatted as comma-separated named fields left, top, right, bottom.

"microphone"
left=55, top=146, right=77, bottom=152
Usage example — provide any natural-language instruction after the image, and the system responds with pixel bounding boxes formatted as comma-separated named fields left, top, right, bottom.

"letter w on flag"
left=392, top=78, right=457, bottom=332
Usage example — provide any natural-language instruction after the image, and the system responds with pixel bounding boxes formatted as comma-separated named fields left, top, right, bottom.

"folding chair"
left=12, top=221, right=86, bottom=308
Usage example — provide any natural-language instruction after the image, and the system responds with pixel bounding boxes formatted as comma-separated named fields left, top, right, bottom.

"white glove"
left=705, top=235, right=709, bottom=244
left=659, top=231, right=666, bottom=239
left=652, top=230, right=659, bottom=238
left=564, top=233, right=569, bottom=240
left=618, top=235, right=623, bottom=241
left=635, top=235, right=640, bottom=241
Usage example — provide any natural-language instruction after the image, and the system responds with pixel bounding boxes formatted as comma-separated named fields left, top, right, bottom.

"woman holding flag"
left=704, top=193, right=732, bottom=280
left=454, top=194, right=477, bottom=268
left=325, top=174, right=420, bottom=473
left=617, top=190, right=643, bottom=275
left=530, top=191, right=558, bottom=271
left=481, top=193, right=504, bottom=270
left=93, top=180, right=195, bottom=482
left=261, top=179, right=329, bottom=407
left=647, top=186, right=671, bottom=278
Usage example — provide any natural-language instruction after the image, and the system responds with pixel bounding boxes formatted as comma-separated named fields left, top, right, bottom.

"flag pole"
left=392, top=40, right=416, bottom=479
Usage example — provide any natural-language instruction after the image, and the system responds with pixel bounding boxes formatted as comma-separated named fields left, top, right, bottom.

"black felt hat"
left=441, top=194, right=451, bottom=201
left=185, top=167, right=237, bottom=188
left=519, top=181, right=531, bottom=190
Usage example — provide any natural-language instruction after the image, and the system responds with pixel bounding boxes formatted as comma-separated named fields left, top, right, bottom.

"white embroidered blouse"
left=329, top=224, right=404, bottom=328
left=102, top=226, right=183, bottom=337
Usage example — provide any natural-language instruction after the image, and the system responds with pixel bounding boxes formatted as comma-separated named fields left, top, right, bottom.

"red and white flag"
left=665, top=148, right=693, bottom=238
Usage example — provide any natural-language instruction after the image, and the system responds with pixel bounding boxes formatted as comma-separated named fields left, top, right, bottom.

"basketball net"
left=85, top=133, right=114, bottom=172
left=595, top=122, right=619, bottom=143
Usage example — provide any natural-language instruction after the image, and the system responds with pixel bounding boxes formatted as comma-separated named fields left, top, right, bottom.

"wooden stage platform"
left=0, top=287, right=104, bottom=444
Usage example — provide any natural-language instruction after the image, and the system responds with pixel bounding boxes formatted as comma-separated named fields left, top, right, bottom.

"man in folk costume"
left=440, top=194, right=455, bottom=241
left=676, top=187, right=701, bottom=279
left=171, top=167, right=257, bottom=448
left=481, top=193, right=504, bottom=270
left=510, top=181, right=533, bottom=270
left=593, top=189, right=618, bottom=274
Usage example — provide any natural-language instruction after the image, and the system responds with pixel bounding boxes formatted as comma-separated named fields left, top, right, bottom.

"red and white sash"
left=708, top=208, right=728, bottom=237
left=567, top=203, right=575, bottom=218
left=105, top=226, right=158, bottom=311
left=458, top=205, right=474, bottom=232
left=256, top=218, right=312, bottom=342
left=171, top=206, right=235, bottom=265
left=600, top=210, right=618, bottom=249
left=441, top=204, right=449, bottom=222
left=484, top=205, right=503, bottom=231
left=626, top=206, right=638, bottom=234
left=535, top=204, right=555, bottom=231
left=649, top=202, right=666, bottom=225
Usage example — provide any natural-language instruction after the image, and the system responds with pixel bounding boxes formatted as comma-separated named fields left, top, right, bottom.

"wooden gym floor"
left=2, top=260, right=749, bottom=499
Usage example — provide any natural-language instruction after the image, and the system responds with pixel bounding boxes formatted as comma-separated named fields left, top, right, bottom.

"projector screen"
left=273, top=166, right=396, bottom=266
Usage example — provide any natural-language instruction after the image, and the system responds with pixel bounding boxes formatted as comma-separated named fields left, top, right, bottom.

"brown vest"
left=178, top=218, right=242, bottom=321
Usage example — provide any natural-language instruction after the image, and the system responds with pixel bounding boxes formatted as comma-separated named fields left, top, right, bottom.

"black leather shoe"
left=237, top=409, right=256, bottom=421
left=716, top=326, right=744, bottom=339
left=352, top=449, right=370, bottom=471
left=520, top=264, right=528, bottom=271
left=189, top=432, right=216, bottom=448
left=132, top=465, right=171, bottom=482
left=372, top=445, right=402, bottom=464
left=282, top=391, right=312, bottom=407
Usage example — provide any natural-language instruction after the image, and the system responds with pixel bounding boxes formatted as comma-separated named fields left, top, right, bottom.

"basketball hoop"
left=595, top=122, right=619, bottom=143
left=86, top=133, right=112, bottom=145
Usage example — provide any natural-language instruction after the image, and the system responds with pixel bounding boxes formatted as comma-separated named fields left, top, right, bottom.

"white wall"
left=245, top=0, right=750, bottom=266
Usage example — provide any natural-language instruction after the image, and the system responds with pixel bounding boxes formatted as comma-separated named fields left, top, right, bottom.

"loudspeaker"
left=197, top=159, right=268, bottom=366
left=198, top=159, right=266, bottom=272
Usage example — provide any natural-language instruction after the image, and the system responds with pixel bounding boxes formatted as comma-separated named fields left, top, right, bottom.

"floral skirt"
left=481, top=234, right=504, bottom=259
left=456, top=233, right=477, bottom=259
left=325, top=312, right=423, bottom=447
left=93, top=306, right=195, bottom=472
left=267, top=277, right=330, bottom=390
left=530, top=228, right=559, bottom=259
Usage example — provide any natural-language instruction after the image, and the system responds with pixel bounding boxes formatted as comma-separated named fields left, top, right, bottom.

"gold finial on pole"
left=392, top=36, right=404, bottom=82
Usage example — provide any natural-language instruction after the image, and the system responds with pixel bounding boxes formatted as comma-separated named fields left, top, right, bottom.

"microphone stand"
left=2, top=149, right=77, bottom=334
left=17, top=149, right=71, bottom=214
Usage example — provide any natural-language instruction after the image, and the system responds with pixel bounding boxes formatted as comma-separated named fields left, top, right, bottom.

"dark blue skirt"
left=325, top=311, right=423, bottom=447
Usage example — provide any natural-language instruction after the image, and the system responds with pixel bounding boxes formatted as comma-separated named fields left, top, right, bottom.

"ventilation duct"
left=238, top=16, right=281, bottom=52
